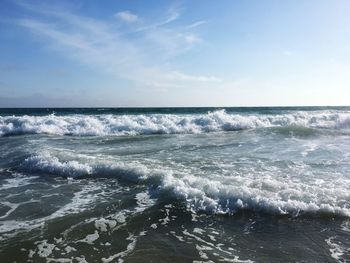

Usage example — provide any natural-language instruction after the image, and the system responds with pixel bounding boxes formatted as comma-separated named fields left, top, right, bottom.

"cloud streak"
left=14, top=3, right=218, bottom=90
left=115, top=11, right=138, bottom=23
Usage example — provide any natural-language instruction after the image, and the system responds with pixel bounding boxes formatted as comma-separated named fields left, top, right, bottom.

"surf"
left=17, top=151, right=350, bottom=218
left=0, top=109, right=350, bottom=137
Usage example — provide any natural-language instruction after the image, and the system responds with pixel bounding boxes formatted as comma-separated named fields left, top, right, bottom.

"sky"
left=0, top=0, right=350, bottom=107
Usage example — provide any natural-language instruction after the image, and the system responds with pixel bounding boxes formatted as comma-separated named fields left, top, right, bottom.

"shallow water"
left=0, top=107, right=349, bottom=262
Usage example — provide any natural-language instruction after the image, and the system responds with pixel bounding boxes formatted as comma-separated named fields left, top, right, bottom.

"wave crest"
left=20, top=153, right=350, bottom=218
left=1, top=110, right=350, bottom=136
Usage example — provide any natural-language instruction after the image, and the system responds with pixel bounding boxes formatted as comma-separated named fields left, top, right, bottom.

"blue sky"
left=0, top=0, right=350, bottom=107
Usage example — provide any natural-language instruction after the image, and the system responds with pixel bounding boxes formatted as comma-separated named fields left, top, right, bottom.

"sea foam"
left=21, top=152, right=350, bottom=218
left=1, top=110, right=350, bottom=136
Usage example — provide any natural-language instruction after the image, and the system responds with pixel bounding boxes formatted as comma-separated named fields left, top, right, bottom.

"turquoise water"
left=0, top=107, right=349, bottom=262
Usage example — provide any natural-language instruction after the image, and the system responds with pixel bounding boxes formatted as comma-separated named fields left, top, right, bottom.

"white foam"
left=22, top=151, right=150, bottom=182
left=75, top=256, right=88, bottom=263
left=46, top=258, right=72, bottom=263
left=325, top=236, right=348, bottom=262
left=36, top=240, right=56, bottom=258
left=0, top=175, right=38, bottom=190
left=19, top=151, right=350, bottom=218
left=183, top=228, right=254, bottom=263
left=341, top=221, right=350, bottom=232
left=23, top=153, right=93, bottom=177
left=94, top=218, right=117, bottom=232
left=64, top=246, right=77, bottom=253
left=112, top=212, right=126, bottom=224
left=135, top=192, right=155, bottom=213
left=1, top=110, right=350, bottom=137
left=0, top=201, right=20, bottom=219
left=193, top=228, right=206, bottom=235
left=101, top=233, right=137, bottom=263
left=0, top=181, right=101, bottom=239
left=49, top=182, right=100, bottom=218
left=170, top=231, right=185, bottom=242
left=77, top=230, right=99, bottom=244
left=159, top=208, right=171, bottom=225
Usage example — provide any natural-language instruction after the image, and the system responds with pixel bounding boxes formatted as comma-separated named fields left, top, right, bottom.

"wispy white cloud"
left=162, top=8, right=180, bottom=25
left=134, top=8, right=180, bottom=32
left=186, top=20, right=206, bottom=29
left=183, top=34, right=201, bottom=44
left=115, top=10, right=138, bottom=23
left=164, top=71, right=221, bottom=82
left=14, top=3, right=218, bottom=90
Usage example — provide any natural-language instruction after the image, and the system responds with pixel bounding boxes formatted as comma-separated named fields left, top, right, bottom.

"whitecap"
left=1, top=110, right=349, bottom=137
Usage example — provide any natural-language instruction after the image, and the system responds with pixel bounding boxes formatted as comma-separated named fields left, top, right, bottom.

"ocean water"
left=0, top=107, right=349, bottom=262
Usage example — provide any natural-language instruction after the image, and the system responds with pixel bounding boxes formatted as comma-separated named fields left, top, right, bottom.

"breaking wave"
left=21, top=152, right=350, bottom=218
left=1, top=110, right=350, bottom=136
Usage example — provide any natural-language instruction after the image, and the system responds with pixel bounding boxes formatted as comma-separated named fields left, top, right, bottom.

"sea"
left=0, top=107, right=349, bottom=262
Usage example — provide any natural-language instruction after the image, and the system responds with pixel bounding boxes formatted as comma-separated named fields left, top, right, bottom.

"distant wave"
left=21, top=152, right=350, bottom=218
left=1, top=110, right=350, bottom=137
